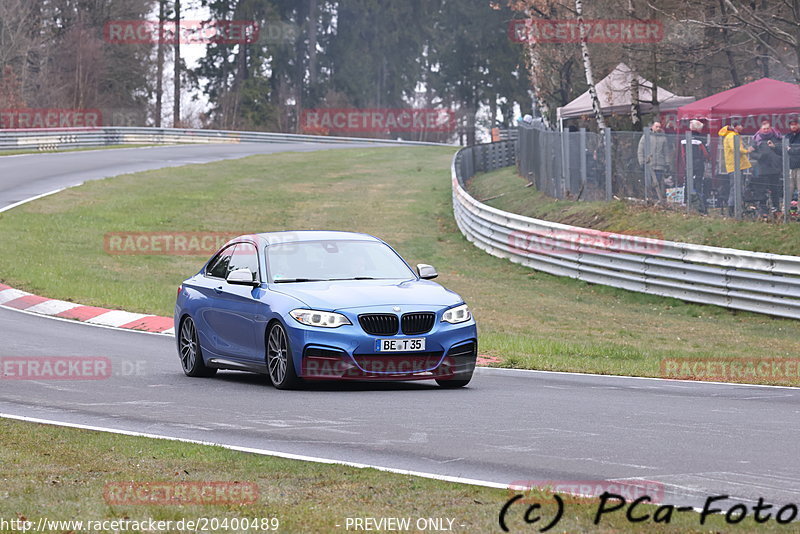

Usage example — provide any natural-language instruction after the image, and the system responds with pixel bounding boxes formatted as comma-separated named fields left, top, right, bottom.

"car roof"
left=232, top=230, right=382, bottom=247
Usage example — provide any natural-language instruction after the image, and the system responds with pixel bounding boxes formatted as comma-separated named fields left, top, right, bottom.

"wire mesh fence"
left=517, top=123, right=798, bottom=222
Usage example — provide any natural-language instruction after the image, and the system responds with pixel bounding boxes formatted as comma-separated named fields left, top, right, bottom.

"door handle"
left=214, top=286, right=223, bottom=294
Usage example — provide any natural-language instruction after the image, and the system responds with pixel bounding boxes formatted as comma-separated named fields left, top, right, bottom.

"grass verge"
left=0, top=418, right=781, bottom=533
left=0, top=147, right=797, bottom=385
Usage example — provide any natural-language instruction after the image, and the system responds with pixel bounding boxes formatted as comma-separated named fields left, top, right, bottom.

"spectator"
left=680, top=119, right=711, bottom=213
left=785, top=119, right=800, bottom=204
left=752, top=119, right=782, bottom=147
left=749, top=124, right=783, bottom=214
left=637, top=121, right=673, bottom=199
left=718, top=122, right=754, bottom=216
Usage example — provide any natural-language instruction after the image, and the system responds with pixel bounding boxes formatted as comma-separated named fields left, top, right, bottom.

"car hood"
left=268, top=278, right=463, bottom=311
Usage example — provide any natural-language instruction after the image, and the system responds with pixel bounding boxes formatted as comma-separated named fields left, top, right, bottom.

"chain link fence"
left=518, top=123, right=797, bottom=222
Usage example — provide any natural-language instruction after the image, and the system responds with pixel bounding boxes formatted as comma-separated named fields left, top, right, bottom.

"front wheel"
left=266, top=322, right=301, bottom=389
left=435, top=375, right=472, bottom=388
left=178, top=317, right=217, bottom=377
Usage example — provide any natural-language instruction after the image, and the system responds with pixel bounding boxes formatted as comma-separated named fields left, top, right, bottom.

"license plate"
left=375, top=338, right=426, bottom=352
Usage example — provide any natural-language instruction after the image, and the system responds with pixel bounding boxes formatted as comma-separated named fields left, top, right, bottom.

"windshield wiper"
left=272, top=278, right=327, bottom=283
left=326, top=276, right=377, bottom=281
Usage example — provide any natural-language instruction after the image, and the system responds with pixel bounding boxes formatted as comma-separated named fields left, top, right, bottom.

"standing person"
left=637, top=121, right=673, bottom=200
left=752, top=119, right=782, bottom=147
left=785, top=119, right=800, bottom=209
left=680, top=119, right=711, bottom=213
left=718, top=122, right=753, bottom=216
left=750, top=121, right=783, bottom=215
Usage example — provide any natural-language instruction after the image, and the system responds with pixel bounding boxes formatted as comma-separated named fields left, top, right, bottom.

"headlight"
left=289, top=309, right=351, bottom=328
left=442, top=304, right=471, bottom=324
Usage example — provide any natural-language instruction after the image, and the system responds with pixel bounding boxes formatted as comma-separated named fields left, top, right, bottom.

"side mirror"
left=416, top=263, right=438, bottom=280
left=227, top=268, right=259, bottom=286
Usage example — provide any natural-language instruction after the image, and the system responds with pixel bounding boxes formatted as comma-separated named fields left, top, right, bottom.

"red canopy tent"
left=677, top=78, right=800, bottom=133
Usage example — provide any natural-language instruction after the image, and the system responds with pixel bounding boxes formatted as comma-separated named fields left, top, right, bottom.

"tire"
left=178, top=316, right=217, bottom=377
left=266, top=322, right=301, bottom=389
left=435, top=375, right=472, bottom=388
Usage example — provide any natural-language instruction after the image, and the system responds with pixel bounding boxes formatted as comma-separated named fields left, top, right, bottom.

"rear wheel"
left=178, top=317, right=217, bottom=377
left=266, top=322, right=301, bottom=389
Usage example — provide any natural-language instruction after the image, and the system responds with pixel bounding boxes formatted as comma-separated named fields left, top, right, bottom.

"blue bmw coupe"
left=174, top=231, right=477, bottom=389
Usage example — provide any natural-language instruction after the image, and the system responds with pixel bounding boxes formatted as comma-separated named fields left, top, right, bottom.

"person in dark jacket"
left=752, top=119, right=782, bottom=147
left=680, top=119, right=711, bottom=212
left=750, top=123, right=783, bottom=214
left=785, top=119, right=800, bottom=203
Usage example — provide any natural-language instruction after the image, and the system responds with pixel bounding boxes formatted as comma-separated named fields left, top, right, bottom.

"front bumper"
left=284, top=310, right=477, bottom=381
left=300, top=340, right=477, bottom=380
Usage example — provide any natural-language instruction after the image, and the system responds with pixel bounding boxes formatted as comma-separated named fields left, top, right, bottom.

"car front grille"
left=401, top=312, right=436, bottom=335
left=358, top=313, right=399, bottom=336
left=353, top=352, right=443, bottom=374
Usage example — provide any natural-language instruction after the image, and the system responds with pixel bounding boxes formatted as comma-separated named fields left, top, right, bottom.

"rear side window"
left=228, top=243, right=260, bottom=280
left=206, top=246, right=234, bottom=278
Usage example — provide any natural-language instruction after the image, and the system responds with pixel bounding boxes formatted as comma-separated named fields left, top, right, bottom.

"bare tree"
left=173, top=0, right=181, bottom=127
left=575, top=0, right=606, bottom=129
left=156, top=0, right=166, bottom=127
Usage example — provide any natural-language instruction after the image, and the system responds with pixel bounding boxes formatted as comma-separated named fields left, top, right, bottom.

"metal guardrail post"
left=604, top=127, right=612, bottom=201
left=643, top=128, right=651, bottom=202
left=733, top=134, right=743, bottom=219
left=685, top=131, right=694, bottom=214
left=783, top=136, right=791, bottom=223
left=562, top=130, right=570, bottom=197
left=579, top=128, right=587, bottom=193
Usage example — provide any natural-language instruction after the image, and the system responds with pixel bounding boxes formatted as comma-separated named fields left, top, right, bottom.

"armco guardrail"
left=452, top=140, right=800, bottom=320
left=0, top=126, right=449, bottom=152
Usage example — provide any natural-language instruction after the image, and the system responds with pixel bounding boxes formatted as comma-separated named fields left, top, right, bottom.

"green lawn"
left=0, top=417, right=781, bottom=533
left=0, top=146, right=798, bottom=385
left=469, top=166, right=800, bottom=256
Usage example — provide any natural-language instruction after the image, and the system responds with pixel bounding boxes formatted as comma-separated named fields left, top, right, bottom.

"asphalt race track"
left=1, top=143, right=799, bottom=511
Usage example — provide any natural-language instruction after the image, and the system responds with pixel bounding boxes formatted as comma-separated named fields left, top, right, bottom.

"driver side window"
left=228, top=243, right=260, bottom=281
left=206, top=246, right=235, bottom=278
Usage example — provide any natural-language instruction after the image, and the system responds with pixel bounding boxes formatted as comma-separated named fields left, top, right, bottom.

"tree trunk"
left=625, top=0, right=640, bottom=128
left=155, top=0, right=165, bottom=127
left=173, top=0, right=181, bottom=127
left=307, top=0, right=318, bottom=87
left=702, top=2, right=716, bottom=96
left=521, top=12, right=552, bottom=128
left=650, top=49, right=660, bottom=117
left=718, top=0, right=740, bottom=86
left=575, top=0, right=606, bottom=130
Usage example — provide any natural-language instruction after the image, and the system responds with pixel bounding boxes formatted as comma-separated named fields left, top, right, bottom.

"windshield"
left=266, top=240, right=416, bottom=283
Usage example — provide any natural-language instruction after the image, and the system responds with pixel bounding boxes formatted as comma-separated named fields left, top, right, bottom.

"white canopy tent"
left=556, top=63, right=695, bottom=128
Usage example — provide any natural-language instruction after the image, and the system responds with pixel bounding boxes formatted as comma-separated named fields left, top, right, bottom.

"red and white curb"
left=0, top=283, right=174, bottom=335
